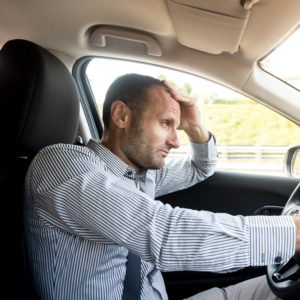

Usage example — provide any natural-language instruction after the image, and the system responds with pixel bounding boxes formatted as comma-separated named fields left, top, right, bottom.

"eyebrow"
left=161, top=116, right=180, bottom=129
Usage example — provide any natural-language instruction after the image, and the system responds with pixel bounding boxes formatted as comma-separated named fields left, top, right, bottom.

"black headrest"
left=0, top=39, right=80, bottom=159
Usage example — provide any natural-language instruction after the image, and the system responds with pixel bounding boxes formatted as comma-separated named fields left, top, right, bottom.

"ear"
left=110, top=100, right=131, bottom=129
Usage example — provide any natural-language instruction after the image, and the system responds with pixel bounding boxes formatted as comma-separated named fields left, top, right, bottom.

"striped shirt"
left=24, top=137, right=296, bottom=300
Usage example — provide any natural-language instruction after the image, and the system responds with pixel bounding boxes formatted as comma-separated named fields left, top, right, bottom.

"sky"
left=260, top=28, right=300, bottom=89
left=262, top=28, right=300, bottom=77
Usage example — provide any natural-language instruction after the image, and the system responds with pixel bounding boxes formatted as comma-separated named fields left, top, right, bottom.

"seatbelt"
left=122, top=251, right=141, bottom=300
left=122, top=174, right=143, bottom=299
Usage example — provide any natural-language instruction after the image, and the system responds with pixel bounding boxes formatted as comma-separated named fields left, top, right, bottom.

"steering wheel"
left=267, top=182, right=300, bottom=300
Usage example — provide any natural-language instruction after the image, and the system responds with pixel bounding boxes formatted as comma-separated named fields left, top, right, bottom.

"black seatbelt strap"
left=122, top=251, right=141, bottom=300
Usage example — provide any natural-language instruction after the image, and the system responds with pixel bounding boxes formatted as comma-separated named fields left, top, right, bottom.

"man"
left=24, top=73, right=300, bottom=300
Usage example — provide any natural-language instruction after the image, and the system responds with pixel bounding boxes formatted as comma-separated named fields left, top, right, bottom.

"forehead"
left=146, top=86, right=180, bottom=116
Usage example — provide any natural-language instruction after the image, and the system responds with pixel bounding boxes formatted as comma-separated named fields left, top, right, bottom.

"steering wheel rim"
left=267, top=182, right=300, bottom=300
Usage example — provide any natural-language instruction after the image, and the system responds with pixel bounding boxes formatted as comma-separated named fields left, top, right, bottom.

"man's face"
left=121, top=86, right=181, bottom=171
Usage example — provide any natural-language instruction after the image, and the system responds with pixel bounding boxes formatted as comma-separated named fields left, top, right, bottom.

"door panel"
left=159, top=171, right=299, bottom=299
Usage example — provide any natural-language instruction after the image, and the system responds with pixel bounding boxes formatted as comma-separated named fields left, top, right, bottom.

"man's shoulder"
left=39, top=143, right=94, bottom=157
left=31, top=143, right=100, bottom=168
left=27, top=143, right=105, bottom=183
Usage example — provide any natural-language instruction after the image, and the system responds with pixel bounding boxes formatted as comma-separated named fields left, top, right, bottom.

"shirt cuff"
left=190, top=133, right=217, bottom=161
left=247, top=215, right=296, bottom=266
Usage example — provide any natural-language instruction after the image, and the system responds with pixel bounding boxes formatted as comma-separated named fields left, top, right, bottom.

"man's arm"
left=28, top=145, right=296, bottom=273
left=155, top=81, right=217, bottom=197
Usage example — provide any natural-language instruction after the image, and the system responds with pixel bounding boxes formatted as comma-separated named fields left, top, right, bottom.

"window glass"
left=259, top=28, right=300, bottom=90
left=86, top=58, right=300, bottom=176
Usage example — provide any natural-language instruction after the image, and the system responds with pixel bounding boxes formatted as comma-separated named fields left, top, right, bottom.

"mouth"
left=159, top=150, right=169, bottom=157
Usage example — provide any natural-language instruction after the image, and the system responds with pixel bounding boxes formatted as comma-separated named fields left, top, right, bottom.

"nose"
left=167, top=128, right=180, bottom=149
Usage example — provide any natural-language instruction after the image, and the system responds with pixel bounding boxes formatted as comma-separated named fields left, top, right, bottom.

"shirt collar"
left=86, top=139, right=141, bottom=178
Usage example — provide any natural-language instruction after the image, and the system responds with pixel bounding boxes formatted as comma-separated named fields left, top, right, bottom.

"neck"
left=100, top=131, right=139, bottom=172
left=100, top=131, right=115, bottom=153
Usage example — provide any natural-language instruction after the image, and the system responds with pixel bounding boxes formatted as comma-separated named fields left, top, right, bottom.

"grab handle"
left=90, top=26, right=162, bottom=57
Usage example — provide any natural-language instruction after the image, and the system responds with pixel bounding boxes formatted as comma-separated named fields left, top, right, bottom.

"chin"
left=140, top=155, right=166, bottom=170
left=152, top=159, right=166, bottom=170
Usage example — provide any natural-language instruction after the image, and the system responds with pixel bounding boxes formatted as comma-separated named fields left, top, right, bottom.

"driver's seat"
left=0, top=39, right=80, bottom=298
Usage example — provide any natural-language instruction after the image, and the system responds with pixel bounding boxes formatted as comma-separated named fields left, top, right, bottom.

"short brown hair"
left=102, top=73, right=167, bottom=128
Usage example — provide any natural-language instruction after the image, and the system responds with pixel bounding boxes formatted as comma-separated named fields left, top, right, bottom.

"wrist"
left=184, top=125, right=210, bottom=143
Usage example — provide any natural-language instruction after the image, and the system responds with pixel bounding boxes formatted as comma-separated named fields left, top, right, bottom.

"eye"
left=161, top=120, right=170, bottom=127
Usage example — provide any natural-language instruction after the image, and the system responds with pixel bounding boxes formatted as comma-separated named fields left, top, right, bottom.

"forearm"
left=155, top=135, right=217, bottom=197
left=184, top=123, right=210, bottom=143
left=152, top=211, right=295, bottom=272
left=247, top=215, right=296, bottom=266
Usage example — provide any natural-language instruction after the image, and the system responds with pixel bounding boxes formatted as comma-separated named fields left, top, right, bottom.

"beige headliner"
left=0, top=0, right=299, bottom=120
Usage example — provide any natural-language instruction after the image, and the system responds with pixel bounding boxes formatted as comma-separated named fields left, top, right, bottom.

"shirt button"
left=274, top=256, right=282, bottom=264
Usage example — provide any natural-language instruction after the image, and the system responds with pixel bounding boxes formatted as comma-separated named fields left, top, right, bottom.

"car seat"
left=0, top=39, right=80, bottom=299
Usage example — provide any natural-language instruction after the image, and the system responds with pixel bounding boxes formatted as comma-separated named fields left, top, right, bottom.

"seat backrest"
left=0, top=39, right=80, bottom=298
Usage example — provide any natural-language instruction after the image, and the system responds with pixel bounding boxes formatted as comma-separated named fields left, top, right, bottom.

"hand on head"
left=162, top=80, right=210, bottom=143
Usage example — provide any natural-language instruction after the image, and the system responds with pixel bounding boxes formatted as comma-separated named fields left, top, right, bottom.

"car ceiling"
left=0, top=0, right=299, bottom=121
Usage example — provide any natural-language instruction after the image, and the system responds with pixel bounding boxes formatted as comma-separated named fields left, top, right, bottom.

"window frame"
left=75, top=56, right=300, bottom=177
left=73, top=57, right=103, bottom=139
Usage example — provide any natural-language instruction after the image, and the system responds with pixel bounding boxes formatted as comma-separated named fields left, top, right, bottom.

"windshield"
left=259, top=28, right=300, bottom=90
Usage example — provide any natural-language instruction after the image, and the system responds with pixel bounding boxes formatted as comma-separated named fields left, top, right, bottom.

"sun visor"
left=166, top=0, right=258, bottom=54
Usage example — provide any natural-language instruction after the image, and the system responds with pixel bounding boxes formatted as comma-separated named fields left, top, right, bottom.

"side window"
left=86, top=58, right=300, bottom=177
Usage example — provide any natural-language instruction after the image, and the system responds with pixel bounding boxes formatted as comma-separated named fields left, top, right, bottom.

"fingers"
left=162, top=80, right=177, bottom=98
left=162, top=80, right=193, bottom=106
left=162, top=79, right=172, bottom=90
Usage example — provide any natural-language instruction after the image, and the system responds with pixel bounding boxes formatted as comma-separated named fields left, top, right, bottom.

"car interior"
left=0, top=0, right=299, bottom=299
